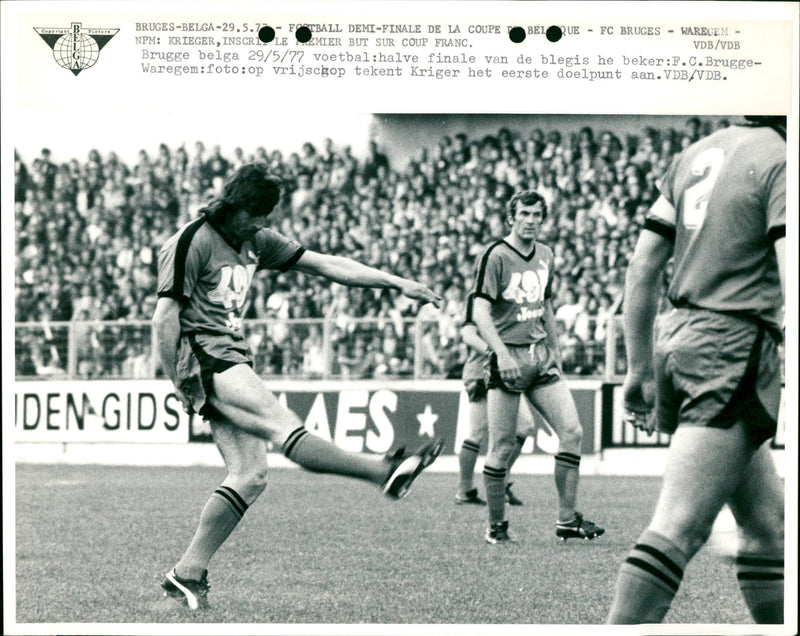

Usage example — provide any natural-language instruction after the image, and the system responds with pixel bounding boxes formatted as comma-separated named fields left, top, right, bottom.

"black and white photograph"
left=3, top=2, right=797, bottom=635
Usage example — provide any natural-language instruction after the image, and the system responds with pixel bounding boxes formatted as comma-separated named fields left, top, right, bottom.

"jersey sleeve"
left=642, top=195, right=678, bottom=242
left=543, top=247, right=555, bottom=300
left=254, top=228, right=306, bottom=272
left=462, top=292, right=476, bottom=325
left=157, top=226, right=206, bottom=304
left=656, top=151, right=681, bottom=208
left=763, top=158, right=786, bottom=242
left=474, top=245, right=501, bottom=302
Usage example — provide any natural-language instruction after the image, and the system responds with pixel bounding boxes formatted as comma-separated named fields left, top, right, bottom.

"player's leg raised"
left=209, top=363, right=442, bottom=498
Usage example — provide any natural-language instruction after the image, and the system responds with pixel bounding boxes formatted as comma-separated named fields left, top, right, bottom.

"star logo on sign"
left=416, top=404, right=439, bottom=438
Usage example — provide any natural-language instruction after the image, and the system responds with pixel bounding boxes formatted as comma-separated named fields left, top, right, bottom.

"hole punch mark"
left=508, top=26, right=526, bottom=43
left=295, top=26, right=312, bottom=43
left=546, top=26, right=563, bottom=42
left=258, top=26, right=275, bottom=43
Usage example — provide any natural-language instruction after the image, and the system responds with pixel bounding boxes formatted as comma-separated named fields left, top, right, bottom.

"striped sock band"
left=175, top=485, right=251, bottom=580
left=736, top=554, right=784, bottom=624
left=461, top=439, right=481, bottom=454
left=607, top=530, right=688, bottom=623
left=555, top=451, right=581, bottom=469
left=282, top=426, right=309, bottom=459
left=625, top=542, right=684, bottom=594
left=483, top=465, right=507, bottom=480
left=736, top=555, right=784, bottom=582
left=213, top=486, right=249, bottom=519
left=281, top=424, right=383, bottom=481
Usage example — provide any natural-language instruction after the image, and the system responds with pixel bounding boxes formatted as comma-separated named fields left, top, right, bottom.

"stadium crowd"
left=15, top=117, right=729, bottom=379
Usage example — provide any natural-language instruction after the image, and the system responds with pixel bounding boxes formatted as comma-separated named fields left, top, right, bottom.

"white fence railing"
left=15, top=314, right=620, bottom=381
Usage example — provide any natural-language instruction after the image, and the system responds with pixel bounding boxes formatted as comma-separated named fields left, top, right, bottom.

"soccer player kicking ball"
left=607, top=116, right=786, bottom=624
left=471, top=190, right=604, bottom=544
left=455, top=293, right=534, bottom=507
left=153, top=164, right=444, bottom=610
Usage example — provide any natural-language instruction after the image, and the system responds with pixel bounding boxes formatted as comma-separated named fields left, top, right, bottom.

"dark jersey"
left=652, top=124, right=785, bottom=330
left=473, top=239, right=554, bottom=345
left=157, top=217, right=304, bottom=338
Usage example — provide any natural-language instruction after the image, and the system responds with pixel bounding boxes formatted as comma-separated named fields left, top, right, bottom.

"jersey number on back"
left=682, top=147, right=725, bottom=229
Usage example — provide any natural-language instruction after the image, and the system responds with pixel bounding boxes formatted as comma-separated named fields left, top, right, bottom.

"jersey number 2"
left=682, top=147, right=725, bottom=229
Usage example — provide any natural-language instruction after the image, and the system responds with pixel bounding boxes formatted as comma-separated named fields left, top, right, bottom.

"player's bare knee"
left=683, top=515, right=720, bottom=556
left=487, top=438, right=515, bottom=467
left=739, top=531, right=783, bottom=556
left=235, top=463, right=269, bottom=500
left=494, top=436, right=516, bottom=466
left=258, top=402, right=303, bottom=441
left=652, top=508, right=716, bottom=557
left=250, top=467, right=269, bottom=495
left=694, top=522, right=714, bottom=550
left=559, top=423, right=582, bottom=453
left=739, top=508, right=784, bottom=552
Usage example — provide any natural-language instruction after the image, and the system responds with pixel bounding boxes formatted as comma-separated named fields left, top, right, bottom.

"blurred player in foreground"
left=455, top=293, right=534, bottom=507
left=607, top=116, right=786, bottom=624
left=153, top=163, right=443, bottom=610
left=472, top=190, right=604, bottom=544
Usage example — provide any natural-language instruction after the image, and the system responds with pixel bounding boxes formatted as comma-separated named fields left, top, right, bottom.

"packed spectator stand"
left=15, top=117, right=730, bottom=381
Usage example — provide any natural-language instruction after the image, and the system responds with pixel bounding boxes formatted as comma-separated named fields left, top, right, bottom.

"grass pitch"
left=15, top=463, right=755, bottom=627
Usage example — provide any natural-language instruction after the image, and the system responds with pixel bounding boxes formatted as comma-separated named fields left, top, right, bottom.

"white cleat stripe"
left=382, top=456, right=420, bottom=495
left=166, top=570, right=199, bottom=610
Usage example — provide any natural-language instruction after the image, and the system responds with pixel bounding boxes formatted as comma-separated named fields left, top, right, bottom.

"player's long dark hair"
left=201, top=163, right=282, bottom=224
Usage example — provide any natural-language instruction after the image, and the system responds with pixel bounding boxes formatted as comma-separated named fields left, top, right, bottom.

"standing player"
left=607, top=117, right=786, bottom=624
left=472, top=190, right=604, bottom=544
left=153, top=164, right=444, bottom=609
left=455, top=293, right=534, bottom=507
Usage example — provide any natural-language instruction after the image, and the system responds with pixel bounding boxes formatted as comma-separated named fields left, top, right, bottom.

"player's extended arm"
left=152, top=297, right=182, bottom=385
left=473, top=296, right=521, bottom=383
left=293, top=250, right=442, bottom=307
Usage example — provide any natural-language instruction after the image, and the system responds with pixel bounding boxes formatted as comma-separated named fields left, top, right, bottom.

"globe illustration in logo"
left=53, top=32, right=99, bottom=75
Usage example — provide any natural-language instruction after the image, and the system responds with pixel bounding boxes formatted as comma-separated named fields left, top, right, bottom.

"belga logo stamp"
left=34, top=22, right=119, bottom=75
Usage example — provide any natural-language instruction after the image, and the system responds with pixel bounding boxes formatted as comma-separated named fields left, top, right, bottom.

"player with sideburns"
left=153, top=163, right=444, bottom=609
left=471, top=189, right=604, bottom=544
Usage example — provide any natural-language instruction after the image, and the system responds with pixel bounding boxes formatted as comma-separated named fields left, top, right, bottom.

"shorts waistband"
left=182, top=330, right=246, bottom=342
left=668, top=301, right=782, bottom=344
